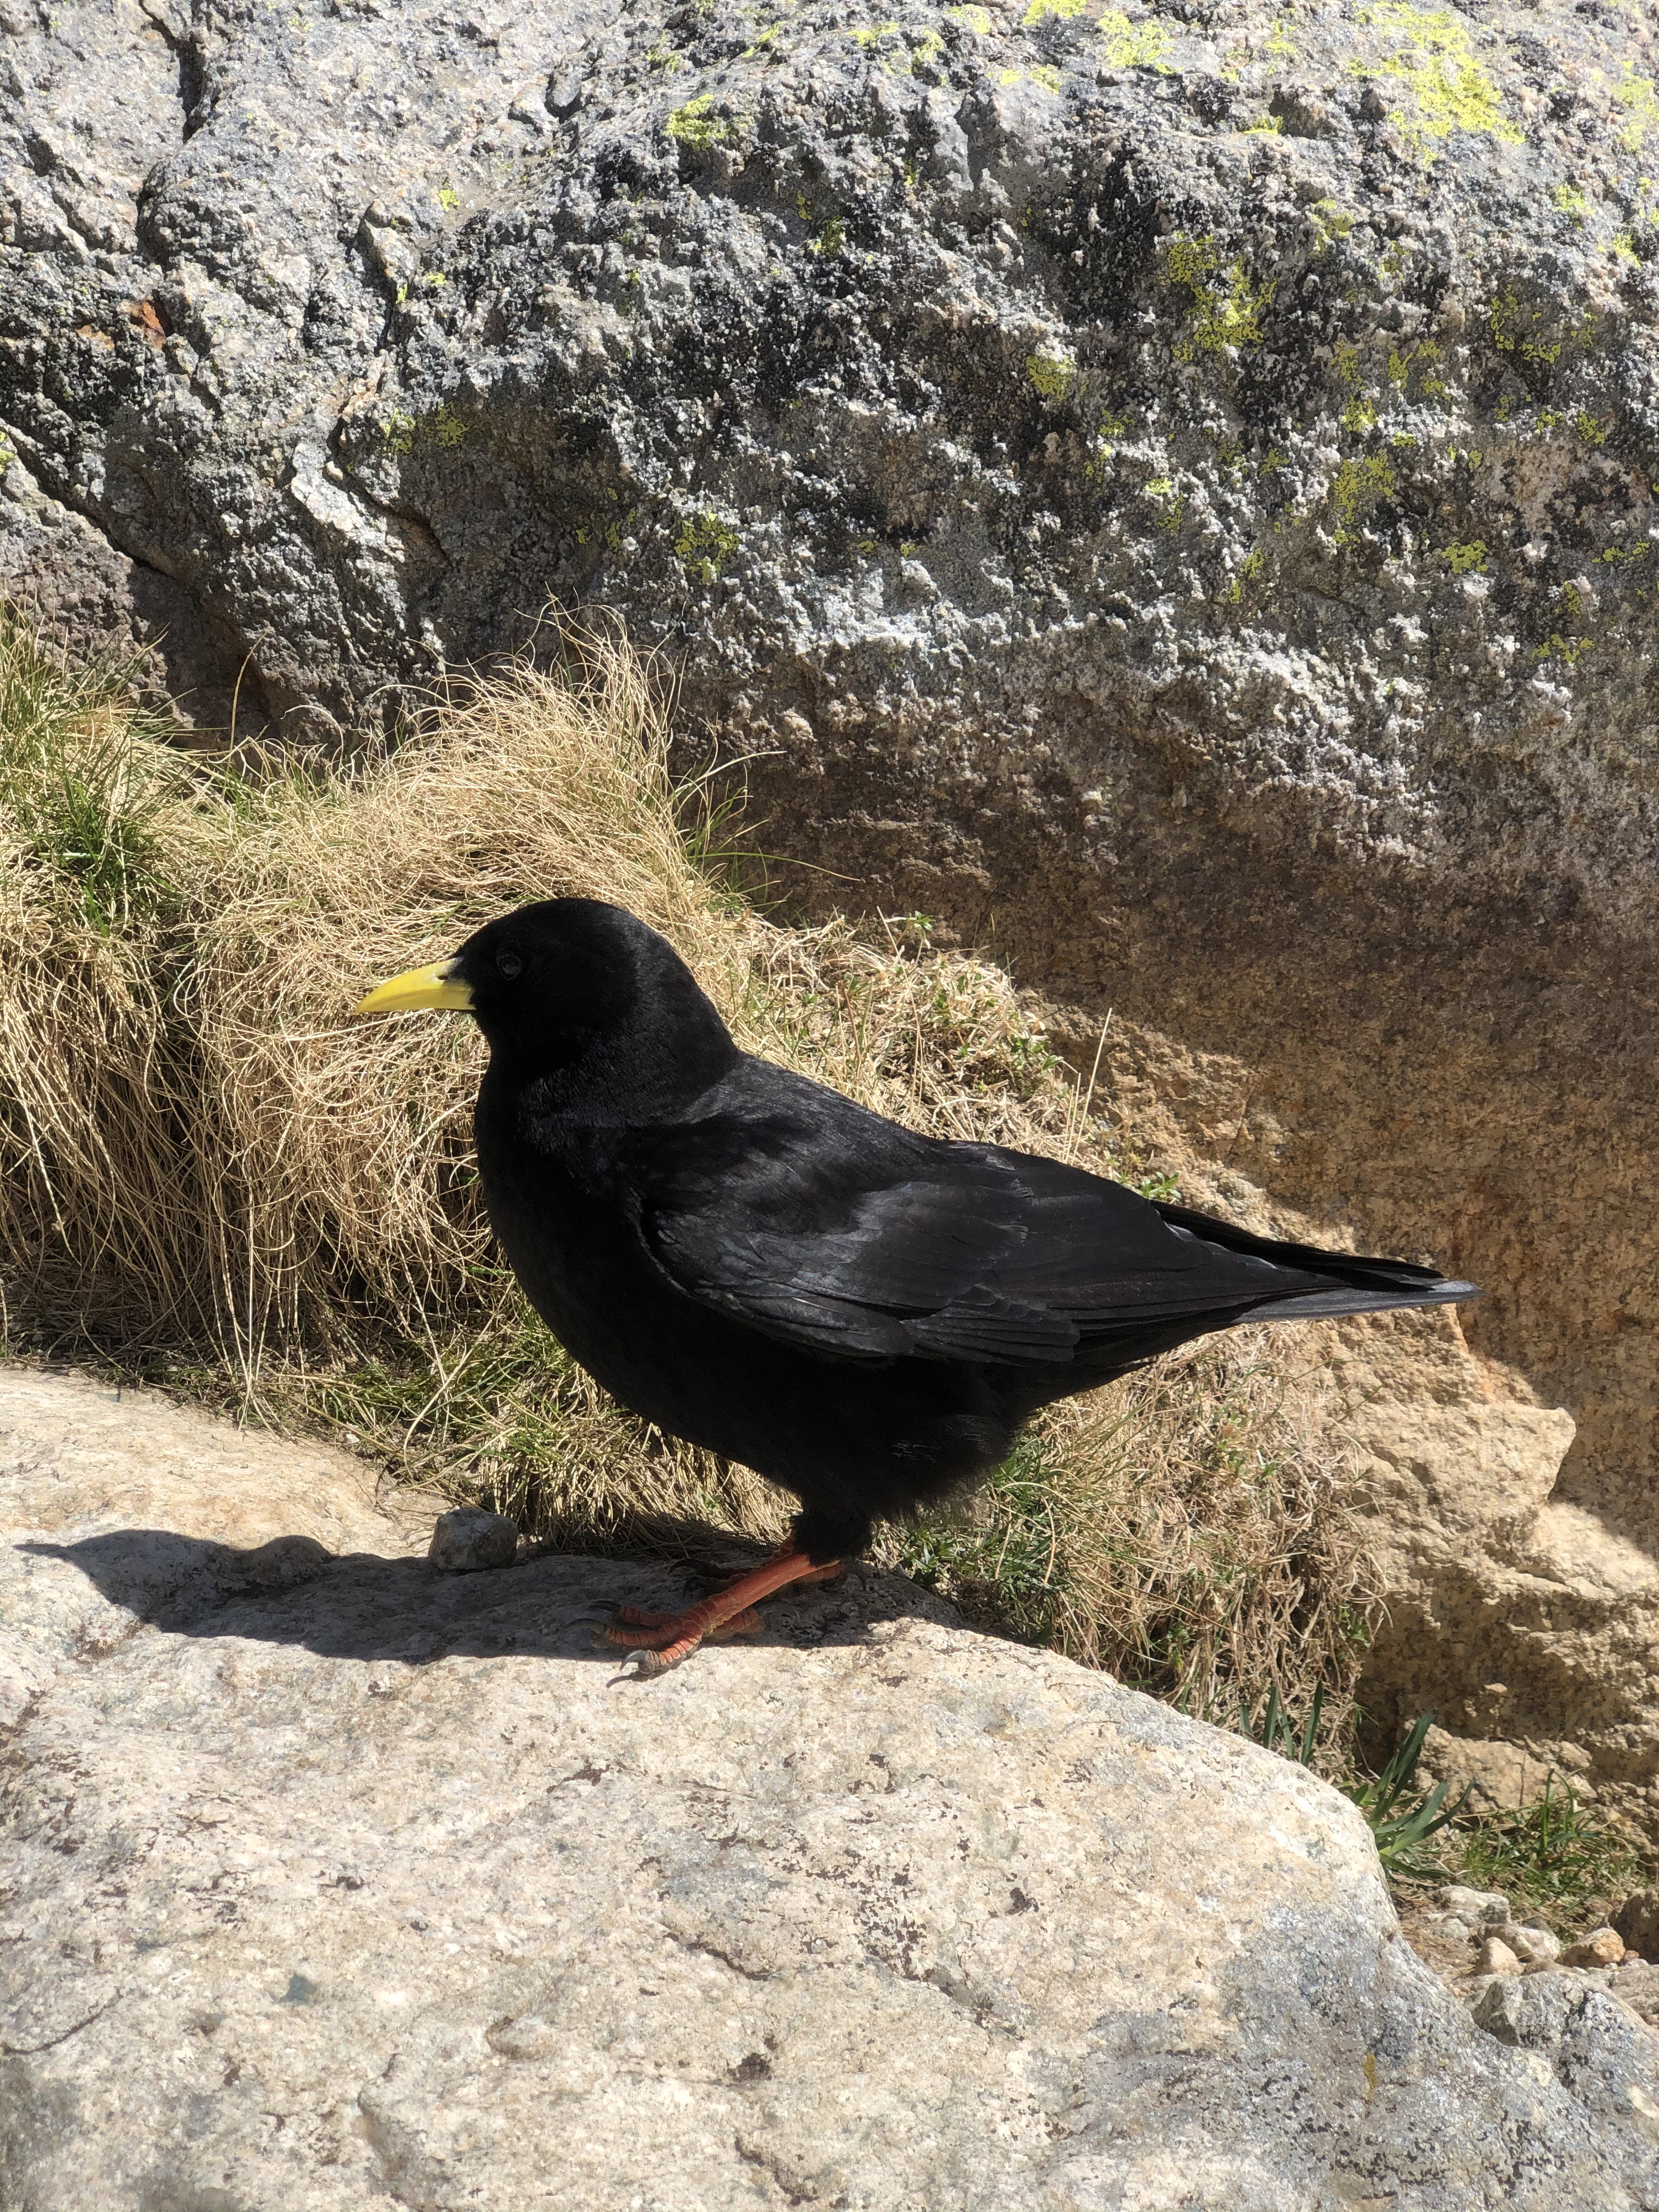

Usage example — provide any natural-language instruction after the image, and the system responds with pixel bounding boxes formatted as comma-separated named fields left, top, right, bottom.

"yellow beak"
left=353, top=959, right=474, bottom=1015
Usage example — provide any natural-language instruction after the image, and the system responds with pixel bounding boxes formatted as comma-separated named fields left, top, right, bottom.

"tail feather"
left=1153, top=1199, right=1480, bottom=1321
left=1234, top=1281, right=1480, bottom=1323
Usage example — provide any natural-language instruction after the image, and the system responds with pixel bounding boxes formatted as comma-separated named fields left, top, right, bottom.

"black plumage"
left=358, top=898, right=1478, bottom=1668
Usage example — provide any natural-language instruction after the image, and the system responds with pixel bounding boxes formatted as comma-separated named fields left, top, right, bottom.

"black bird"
left=357, top=899, right=1477, bottom=1672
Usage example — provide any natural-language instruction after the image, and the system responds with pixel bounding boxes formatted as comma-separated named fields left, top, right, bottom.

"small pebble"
left=428, top=1506, right=519, bottom=1573
left=1439, top=1885, right=1510, bottom=1927
left=1561, top=1927, right=1625, bottom=1970
left=1475, top=1936, right=1521, bottom=1976
left=1495, top=1923, right=1561, bottom=1966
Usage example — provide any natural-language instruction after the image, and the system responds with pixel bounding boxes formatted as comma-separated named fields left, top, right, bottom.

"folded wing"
left=635, top=1082, right=1471, bottom=1370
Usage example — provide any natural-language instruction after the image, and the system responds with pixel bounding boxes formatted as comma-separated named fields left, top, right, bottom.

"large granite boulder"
left=3, top=2, right=1658, bottom=1827
left=6, top=1361, right=1659, bottom=2209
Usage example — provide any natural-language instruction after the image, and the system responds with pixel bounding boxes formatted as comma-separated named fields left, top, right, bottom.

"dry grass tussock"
left=0, top=608, right=1375, bottom=1729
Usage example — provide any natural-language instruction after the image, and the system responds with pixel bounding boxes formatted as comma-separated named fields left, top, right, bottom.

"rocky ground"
left=4, top=1364, right=1659, bottom=2210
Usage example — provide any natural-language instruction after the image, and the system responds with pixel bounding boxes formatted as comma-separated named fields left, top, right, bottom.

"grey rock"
left=1472, top=1970, right=1659, bottom=2156
left=4, top=1363, right=1659, bottom=2208
left=1439, top=1886, right=1511, bottom=1929
left=1499, top=1923, right=1564, bottom=1968
left=1613, top=1965, right=1659, bottom=2028
left=428, top=1503, right=519, bottom=1571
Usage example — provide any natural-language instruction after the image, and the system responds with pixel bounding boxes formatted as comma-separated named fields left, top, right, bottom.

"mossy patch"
left=1350, top=4, right=1521, bottom=158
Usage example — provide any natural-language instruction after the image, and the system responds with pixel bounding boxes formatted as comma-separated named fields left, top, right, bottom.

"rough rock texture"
left=4, top=1364, right=1659, bottom=2211
left=3, top=0, right=1658, bottom=1824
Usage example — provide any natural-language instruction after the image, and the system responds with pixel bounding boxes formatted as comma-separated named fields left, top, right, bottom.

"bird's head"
left=354, top=898, right=738, bottom=1120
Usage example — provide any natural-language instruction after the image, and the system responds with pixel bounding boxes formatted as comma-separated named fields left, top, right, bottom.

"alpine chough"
left=357, top=898, right=1478, bottom=1672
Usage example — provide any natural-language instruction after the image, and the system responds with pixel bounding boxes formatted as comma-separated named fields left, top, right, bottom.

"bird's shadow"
left=17, top=1525, right=954, bottom=1672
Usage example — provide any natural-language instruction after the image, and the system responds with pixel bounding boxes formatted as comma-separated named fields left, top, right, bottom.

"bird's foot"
left=602, top=1602, right=764, bottom=1642
left=595, top=1548, right=841, bottom=1676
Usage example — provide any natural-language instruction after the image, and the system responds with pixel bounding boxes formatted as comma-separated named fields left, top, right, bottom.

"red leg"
left=612, top=1544, right=841, bottom=1631
left=600, top=1548, right=842, bottom=1674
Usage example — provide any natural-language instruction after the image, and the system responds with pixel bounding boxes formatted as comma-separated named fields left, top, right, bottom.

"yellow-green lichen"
left=436, top=179, right=459, bottom=212
left=1349, top=4, right=1521, bottom=158
left=1243, top=114, right=1282, bottom=133
left=1342, top=394, right=1379, bottom=434
left=1331, top=453, right=1395, bottom=544
left=1334, top=341, right=1363, bottom=387
left=1533, top=624, right=1590, bottom=667
left=675, top=512, right=740, bottom=582
left=948, top=3, right=994, bottom=30
left=1442, top=539, right=1486, bottom=573
left=1310, top=201, right=1355, bottom=252
left=1084, top=410, right=1130, bottom=483
left=1552, top=183, right=1590, bottom=223
left=1167, top=234, right=1272, bottom=358
left=1489, top=286, right=1564, bottom=371
left=811, top=217, right=845, bottom=257
left=1026, top=352, right=1077, bottom=402
left=1145, top=477, right=1185, bottom=532
left=1097, top=10, right=1174, bottom=71
left=1026, top=62, right=1062, bottom=91
left=853, top=20, right=900, bottom=46
left=1024, top=0, right=1087, bottom=22
left=1616, top=70, right=1659, bottom=154
left=380, top=403, right=465, bottom=455
left=1575, top=410, right=1608, bottom=447
left=1264, top=20, right=1295, bottom=58
left=1225, top=549, right=1266, bottom=601
left=666, top=94, right=729, bottom=149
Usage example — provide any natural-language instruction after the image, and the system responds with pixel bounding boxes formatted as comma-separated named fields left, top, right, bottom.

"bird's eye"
left=495, top=948, right=523, bottom=980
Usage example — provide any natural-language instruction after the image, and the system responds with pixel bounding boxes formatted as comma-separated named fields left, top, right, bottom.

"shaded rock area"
left=2, top=0, right=1657, bottom=1827
left=4, top=1366, right=1659, bottom=2210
